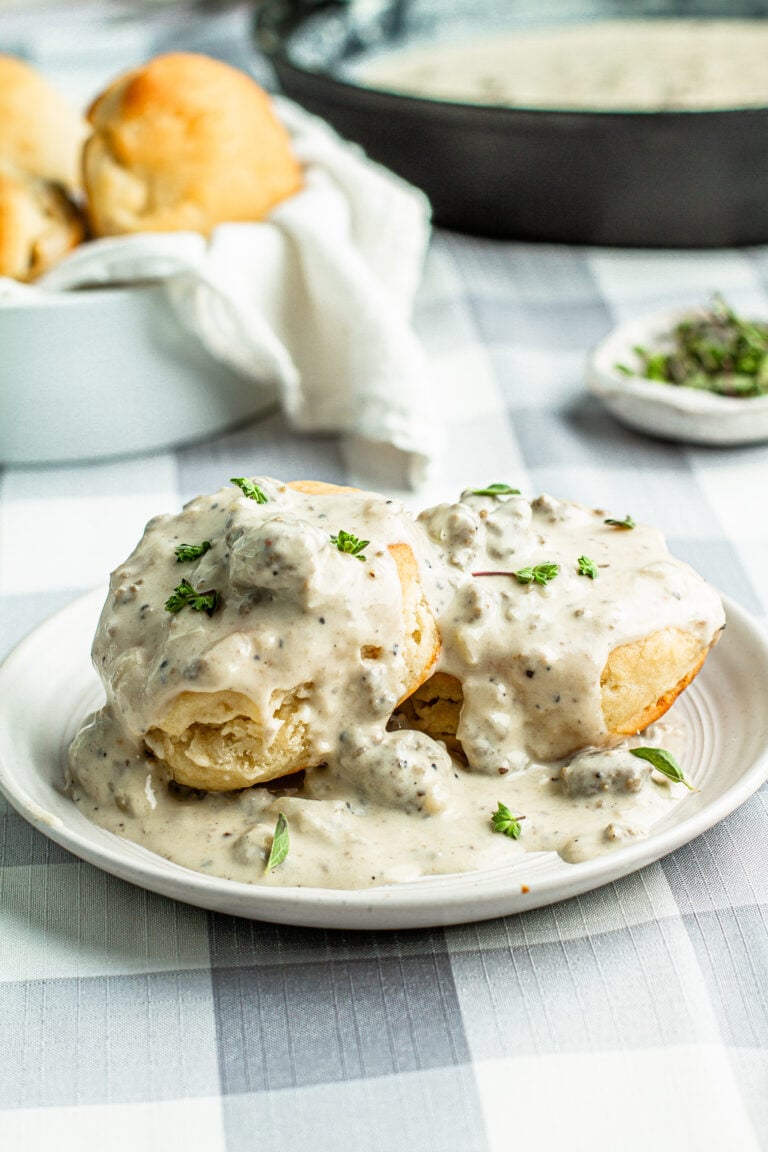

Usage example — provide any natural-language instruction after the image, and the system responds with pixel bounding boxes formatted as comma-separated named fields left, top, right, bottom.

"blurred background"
left=0, top=1, right=257, bottom=104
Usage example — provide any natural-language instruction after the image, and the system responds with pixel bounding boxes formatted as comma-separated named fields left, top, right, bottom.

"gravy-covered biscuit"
left=83, top=52, right=303, bottom=237
left=413, top=490, right=725, bottom=769
left=398, top=626, right=718, bottom=761
left=93, top=479, right=439, bottom=791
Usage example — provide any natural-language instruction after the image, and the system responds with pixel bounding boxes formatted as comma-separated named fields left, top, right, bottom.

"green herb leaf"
left=513, top=562, right=560, bottom=586
left=491, top=801, right=525, bottom=839
left=629, top=747, right=694, bottom=790
left=469, top=483, right=521, bottom=497
left=604, top=514, right=636, bottom=530
left=330, top=529, right=369, bottom=561
left=617, top=294, right=768, bottom=399
left=472, top=563, right=560, bottom=586
left=174, top=540, right=212, bottom=563
left=577, top=555, right=598, bottom=579
left=264, top=812, right=290, bottom=873
left=164, top=579, right=219, bottom=617
left=231, top=477, right=268, bottom=503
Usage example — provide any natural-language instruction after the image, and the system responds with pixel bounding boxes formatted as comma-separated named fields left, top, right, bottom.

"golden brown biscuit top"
left=83, top=52, right=303, bottom=236
left=0, top=53, right=88, bottom=189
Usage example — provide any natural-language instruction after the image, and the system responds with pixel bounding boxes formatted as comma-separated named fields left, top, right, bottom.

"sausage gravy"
left=353, top=21, right=768, bottom=112
left=67, top=480, right=724, bottom=888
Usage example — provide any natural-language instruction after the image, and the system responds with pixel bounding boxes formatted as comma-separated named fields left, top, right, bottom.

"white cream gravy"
left=67, top=481, right=724, bottom=889
left=353, top=20, right=768, bottom=112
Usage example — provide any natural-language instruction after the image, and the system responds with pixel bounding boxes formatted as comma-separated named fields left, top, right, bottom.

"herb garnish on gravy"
left=604, top=515, right=636, bottom=530
left=330, top=529, right=369, bottom=561
left=174, top=540, right=212, bottom=563
left=164, top=579, right=219, bottom=617
left=264, top=812, right=290, bottom=874
left=491, top=802, right=525, bottom=840
left=231, top=477, right=269, bottom=503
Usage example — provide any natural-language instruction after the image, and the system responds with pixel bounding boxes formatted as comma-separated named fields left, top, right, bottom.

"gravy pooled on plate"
left=68, top=479, right=724, bottom=888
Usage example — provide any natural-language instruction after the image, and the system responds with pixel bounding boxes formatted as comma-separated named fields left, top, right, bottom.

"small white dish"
left=0, top=284, right=277, bottom=466
left=586, top=306, right=768, bottom=445
left=1, top=589, right=767, bottom=930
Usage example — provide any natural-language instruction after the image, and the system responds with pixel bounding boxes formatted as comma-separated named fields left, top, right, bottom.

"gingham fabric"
left=2, top=232, right=767, bottom=1152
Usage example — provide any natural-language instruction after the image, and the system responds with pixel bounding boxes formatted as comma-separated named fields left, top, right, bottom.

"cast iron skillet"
left=254, top=0, right=768, bottom=247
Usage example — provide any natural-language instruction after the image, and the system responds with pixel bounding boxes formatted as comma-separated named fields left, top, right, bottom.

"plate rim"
left=1, top=587, right=767, bottom=929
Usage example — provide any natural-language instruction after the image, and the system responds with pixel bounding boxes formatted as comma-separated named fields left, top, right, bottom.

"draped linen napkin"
left=1, top=98, right=436, bottom=488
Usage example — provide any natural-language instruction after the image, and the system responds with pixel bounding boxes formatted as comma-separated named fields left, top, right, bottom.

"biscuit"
left=83, top=52, right=303, bottom=237
left=397, top=627, right=720, bottom=760
left=143, top=482, right=440, bottom=791
left=0, top=167, right=85, bottom=281
left=0, top=54, right=88, bottom=191
left=599, top=626, right=713, bottom=736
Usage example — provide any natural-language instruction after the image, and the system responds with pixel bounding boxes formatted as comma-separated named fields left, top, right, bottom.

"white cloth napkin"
left=1, top=98, right=436, bottom=488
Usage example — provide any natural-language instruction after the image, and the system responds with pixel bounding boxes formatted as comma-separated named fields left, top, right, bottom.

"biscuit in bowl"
left=411, top=489, right=725, bottom=771
left=83, top=52, right=303, bottom=238
left=0, top=54, right=88, bottom=191
left=0, top=167, right=85, bottom=281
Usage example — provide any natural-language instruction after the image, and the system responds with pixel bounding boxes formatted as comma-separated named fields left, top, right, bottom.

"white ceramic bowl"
left=0, top=284, right=277, bottom=465
left=586, top=306, right=768, bottom=445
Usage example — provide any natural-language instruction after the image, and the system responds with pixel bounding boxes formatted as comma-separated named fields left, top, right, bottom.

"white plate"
left=1, top=589, right=767, bottom=930
left=586, top=306, right=768, bottom=445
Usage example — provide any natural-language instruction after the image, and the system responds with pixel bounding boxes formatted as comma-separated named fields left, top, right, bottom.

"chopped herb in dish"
left=616, top=295, right=768, bottom=398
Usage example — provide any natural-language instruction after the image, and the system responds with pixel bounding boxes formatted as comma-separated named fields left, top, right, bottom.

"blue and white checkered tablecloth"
left=2, top=231, right=768, bottom=1152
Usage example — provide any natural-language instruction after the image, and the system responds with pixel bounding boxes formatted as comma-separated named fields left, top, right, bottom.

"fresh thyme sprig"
left=264, top=812, right=290, bottom=873
left=473, top=563, right=560, bottom=586
left=514, top=563, right=560, bottom=585
left=577, top=555, right=598, bottom=579
left=174, top=540, right=212, bottom=563
left=604, top=514, right=636, bottom=530
left=630, top=747, right=694, bottom=790
left=330, top=529, right=369, bottom=561
left=164, top=579, right=219, bottom=617
left=231, top=477, right=268, bottom=504
left=491, top=801, right=525, bottom=839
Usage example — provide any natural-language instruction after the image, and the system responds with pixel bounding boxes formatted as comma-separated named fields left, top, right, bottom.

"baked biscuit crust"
left=142, top=481, right=440, bottom=791
left=83, top=52, right=303, bottom=237
left=397, top=627, right=721, bottom=761
left=0, top=168, right=85, bottom=281
left=0, top=54, right=87, bottom=191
